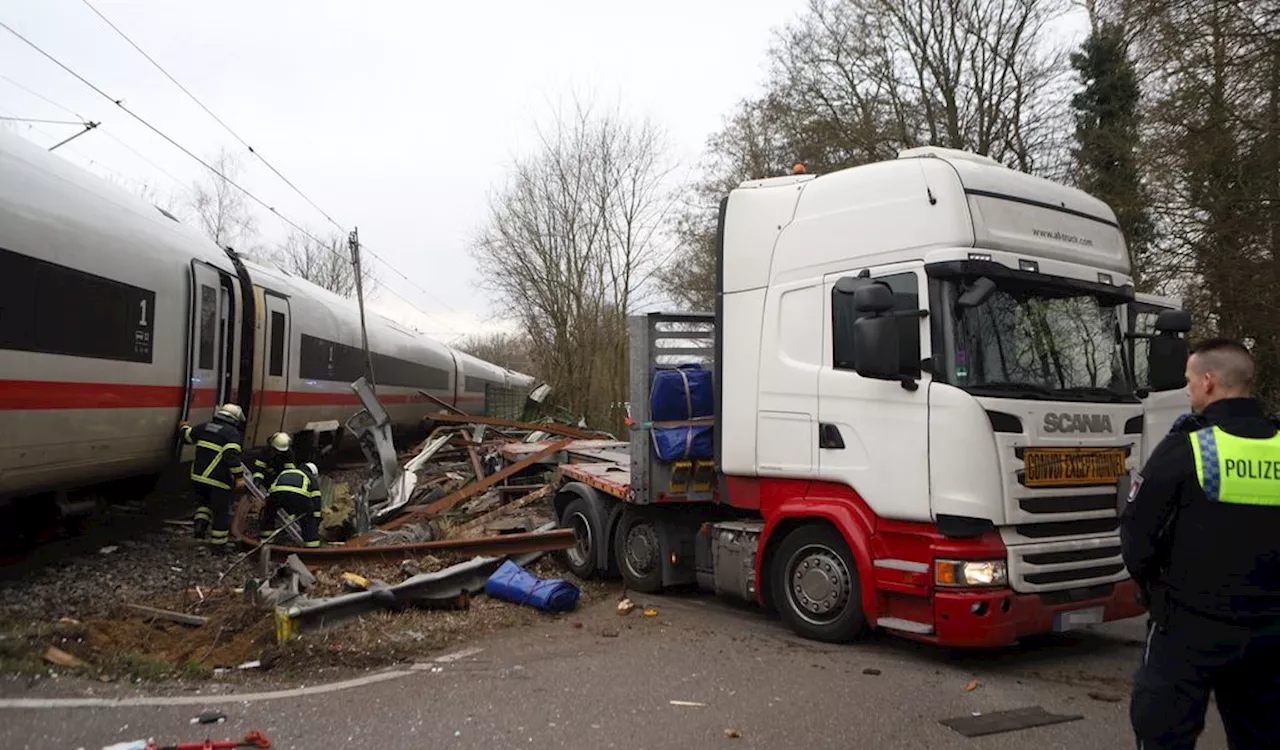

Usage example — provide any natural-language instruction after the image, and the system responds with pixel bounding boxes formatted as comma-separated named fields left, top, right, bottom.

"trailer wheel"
left=559, top=496, right=599, bottom=579
left=614, top=507, right=663, bottom=593
left=771, top=524, right=866, bottom=643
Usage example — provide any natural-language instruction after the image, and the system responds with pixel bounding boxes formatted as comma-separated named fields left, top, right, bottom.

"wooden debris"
left=357, top=440, right=570, bottom=539
left=455, top=485, right=554, bottom=536
left=125, top=603, right=209, bottom=627
left=43, top=646, right=85, bottom=668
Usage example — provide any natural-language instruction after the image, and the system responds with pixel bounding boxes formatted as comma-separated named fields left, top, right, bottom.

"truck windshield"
left=948, top=278, right=1136, bottom=402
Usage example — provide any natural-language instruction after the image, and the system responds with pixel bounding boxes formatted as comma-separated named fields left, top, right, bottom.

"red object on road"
left=144, top=730, right=272, bottom=749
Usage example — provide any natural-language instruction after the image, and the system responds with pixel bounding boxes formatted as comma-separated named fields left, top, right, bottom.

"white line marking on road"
left=432, top=646, right=485, bottom=663
left=0, top=669, right=413, bottom=709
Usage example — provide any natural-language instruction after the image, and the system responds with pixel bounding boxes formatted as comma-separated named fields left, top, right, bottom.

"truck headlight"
left=935, top=559, right=1008, bottom=588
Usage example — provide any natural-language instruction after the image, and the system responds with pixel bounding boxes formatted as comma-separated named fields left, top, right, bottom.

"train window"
left=198, top=284, right=217, bottom=370
left=0, top=247, right=156, bottom=363
left=269, top=311, right=286, bottom=377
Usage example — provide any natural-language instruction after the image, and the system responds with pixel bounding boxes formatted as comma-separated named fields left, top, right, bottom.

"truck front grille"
left=1013, top=518, right=1119, bottom=538
left=1018, top=494, right=1115, bottom=514
left=1007, top=537, right=1128, bottom=593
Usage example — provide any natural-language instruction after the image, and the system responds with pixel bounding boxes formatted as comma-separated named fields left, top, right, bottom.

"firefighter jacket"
left=248, top=449, right=287, bottom=487
left=179, top=419, right=244, bottom=491
left=1121, top=397, right=1280, bottom=624
left=268, top=464, right=321, bottom=507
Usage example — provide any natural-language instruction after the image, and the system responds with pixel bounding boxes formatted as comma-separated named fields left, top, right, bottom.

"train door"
left=183, top=261, right=234, bottom=424
left=253, top=291, right=291, bottom=444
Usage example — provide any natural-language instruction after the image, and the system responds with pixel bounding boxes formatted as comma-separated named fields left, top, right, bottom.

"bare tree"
left=454, top=331, right=535, bottom=374
left=187, top=147, right=257, bottom=250
left=272, top=228, right=374, bottom=299
left=662, top=0, right=1074, bottom=311
left=471, top=96, right=678, bottom=432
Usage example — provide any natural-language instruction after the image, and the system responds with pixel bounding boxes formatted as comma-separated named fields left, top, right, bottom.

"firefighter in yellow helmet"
left=249, top=431, right=293, bottom=489
left=177, top=403, right=245, bottom=550
left=258, top=442, right=322, bottom=548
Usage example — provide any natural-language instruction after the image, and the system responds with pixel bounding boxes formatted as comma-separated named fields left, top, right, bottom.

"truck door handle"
left=819, top=423, right=845, bottom=450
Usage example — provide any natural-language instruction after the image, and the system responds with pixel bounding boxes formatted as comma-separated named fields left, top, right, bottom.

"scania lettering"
left=551, top=146, right=1193, bottom=648
left=1043, top=413, right=1115, bottom=434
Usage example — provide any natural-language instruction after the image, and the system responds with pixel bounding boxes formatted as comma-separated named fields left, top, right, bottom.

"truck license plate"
left=1053, top=606, right=1104, bottom=632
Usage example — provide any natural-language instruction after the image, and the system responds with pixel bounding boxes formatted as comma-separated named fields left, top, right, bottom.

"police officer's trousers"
left=1131, top=606, right=1280, bottom=749
left=191, top=484, right=233, bottom=547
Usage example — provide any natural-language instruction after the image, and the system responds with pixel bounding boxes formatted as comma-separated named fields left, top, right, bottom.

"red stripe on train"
left=0, top=380, right=460, bottom=411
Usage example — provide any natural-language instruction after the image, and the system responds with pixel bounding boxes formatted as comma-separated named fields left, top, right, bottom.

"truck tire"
left=559, top=496, right=600, bottom=579
left=770, top=524, right=867, bottom=643
left=614, top=507, right=663, bottom=593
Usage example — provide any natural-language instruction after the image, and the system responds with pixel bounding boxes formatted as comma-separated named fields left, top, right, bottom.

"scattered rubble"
left=0, top=379, right=617, bottom=684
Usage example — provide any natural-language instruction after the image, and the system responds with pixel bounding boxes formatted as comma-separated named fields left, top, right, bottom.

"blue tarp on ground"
left=483, top=560, right=580, bottom=613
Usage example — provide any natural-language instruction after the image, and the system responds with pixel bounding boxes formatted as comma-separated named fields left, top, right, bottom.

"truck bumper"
left=922, top=579, right=1145, bottom=648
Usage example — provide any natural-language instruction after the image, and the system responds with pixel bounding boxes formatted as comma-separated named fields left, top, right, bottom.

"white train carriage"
left=0, top=129, right=535, bottom=503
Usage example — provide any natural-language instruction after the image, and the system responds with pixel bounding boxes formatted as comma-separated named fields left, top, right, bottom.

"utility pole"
left=349, top=227, right=375, bottom=390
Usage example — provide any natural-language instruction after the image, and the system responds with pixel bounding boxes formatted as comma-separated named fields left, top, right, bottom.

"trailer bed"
left=499, top=439, right=633, bottom=500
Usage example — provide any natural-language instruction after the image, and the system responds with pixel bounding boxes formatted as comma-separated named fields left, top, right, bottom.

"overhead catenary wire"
left=73, top=1, right=469, bottom=325
left=0, top=115, right=84, bottom=125
left=77, top=0, right=347, bottom=235
left=0, top=18, right=470, bottom=338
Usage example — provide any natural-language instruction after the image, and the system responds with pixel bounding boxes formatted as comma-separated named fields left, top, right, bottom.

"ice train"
left=0, top=129, right=536, bottom=505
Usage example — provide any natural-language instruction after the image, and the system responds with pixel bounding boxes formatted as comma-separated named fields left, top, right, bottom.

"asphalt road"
left=1, top=589, right=1229, bottom=749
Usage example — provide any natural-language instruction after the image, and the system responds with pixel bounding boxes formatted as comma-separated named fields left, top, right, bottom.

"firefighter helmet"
left=268, top=432, right=292, bottom=453
left=304, top=462, right=318, bottom=476
left=214, top=403, right=243, bottom=424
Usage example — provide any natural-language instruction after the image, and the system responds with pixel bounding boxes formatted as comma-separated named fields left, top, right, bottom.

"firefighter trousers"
left=259, top=493, right=319, bottom=547
left=1131, top=607, right=1280, bottom=749
left=191, top=483, right=233, bottom=547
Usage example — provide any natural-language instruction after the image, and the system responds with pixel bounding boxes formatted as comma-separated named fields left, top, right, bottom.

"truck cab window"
left=948, top=277, right=1134, bottom=401
left=832, top=271, right=920, bottom=376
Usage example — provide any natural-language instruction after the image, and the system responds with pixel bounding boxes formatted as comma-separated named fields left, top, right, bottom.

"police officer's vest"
left=1189, top=426, right=1280, bottom=507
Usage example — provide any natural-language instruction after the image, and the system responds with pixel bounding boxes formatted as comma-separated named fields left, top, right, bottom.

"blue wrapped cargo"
left=483, top=560, right=581, bottom=612
left=650, top=364, right=714, bottom=422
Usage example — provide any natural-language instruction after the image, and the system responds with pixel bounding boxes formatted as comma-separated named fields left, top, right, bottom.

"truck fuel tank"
left=696, top=521, right=765, bottom=601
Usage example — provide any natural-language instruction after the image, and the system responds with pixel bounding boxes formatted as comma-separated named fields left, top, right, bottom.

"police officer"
left=1122, top=338, right=1280, bottom=748
left=177, top=403, right=246, bottom=551
left=248, top=432, right=293, bottom=489
left=259, top=453, right=322, bottom=548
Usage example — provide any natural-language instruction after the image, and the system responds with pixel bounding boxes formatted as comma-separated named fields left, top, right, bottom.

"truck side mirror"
left=1154, top=309, right=1191, bottom=334
left=1148, top=310, right=1192, bottom=391
left=852, top=283, right=894, bottom=314
left=849, top=283, right=899, bottom=380
left=853, top=316, right=900, bottom=380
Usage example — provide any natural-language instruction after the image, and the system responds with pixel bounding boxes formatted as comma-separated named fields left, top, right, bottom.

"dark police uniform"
left=1121, top=397, right=1280, bottom=749
left=259, top=463, right=321, bottom=548
left=178, top=418, right=245, bottom=547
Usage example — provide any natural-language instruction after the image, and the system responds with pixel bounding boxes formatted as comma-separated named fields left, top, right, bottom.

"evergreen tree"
left=1070, top=22, right=1153, bottom=289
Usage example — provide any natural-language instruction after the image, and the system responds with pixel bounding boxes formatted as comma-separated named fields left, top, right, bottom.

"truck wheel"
left=614, top=508, right=663, bottom=593
left=559, top=496, right=599, bottom=579
left=771, top=524, right=866, bottom=643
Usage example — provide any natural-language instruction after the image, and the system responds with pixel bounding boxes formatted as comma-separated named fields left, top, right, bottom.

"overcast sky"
left=0, top=0, right=820, bottom=342
left=1, top=1, right=1090, bottom=345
